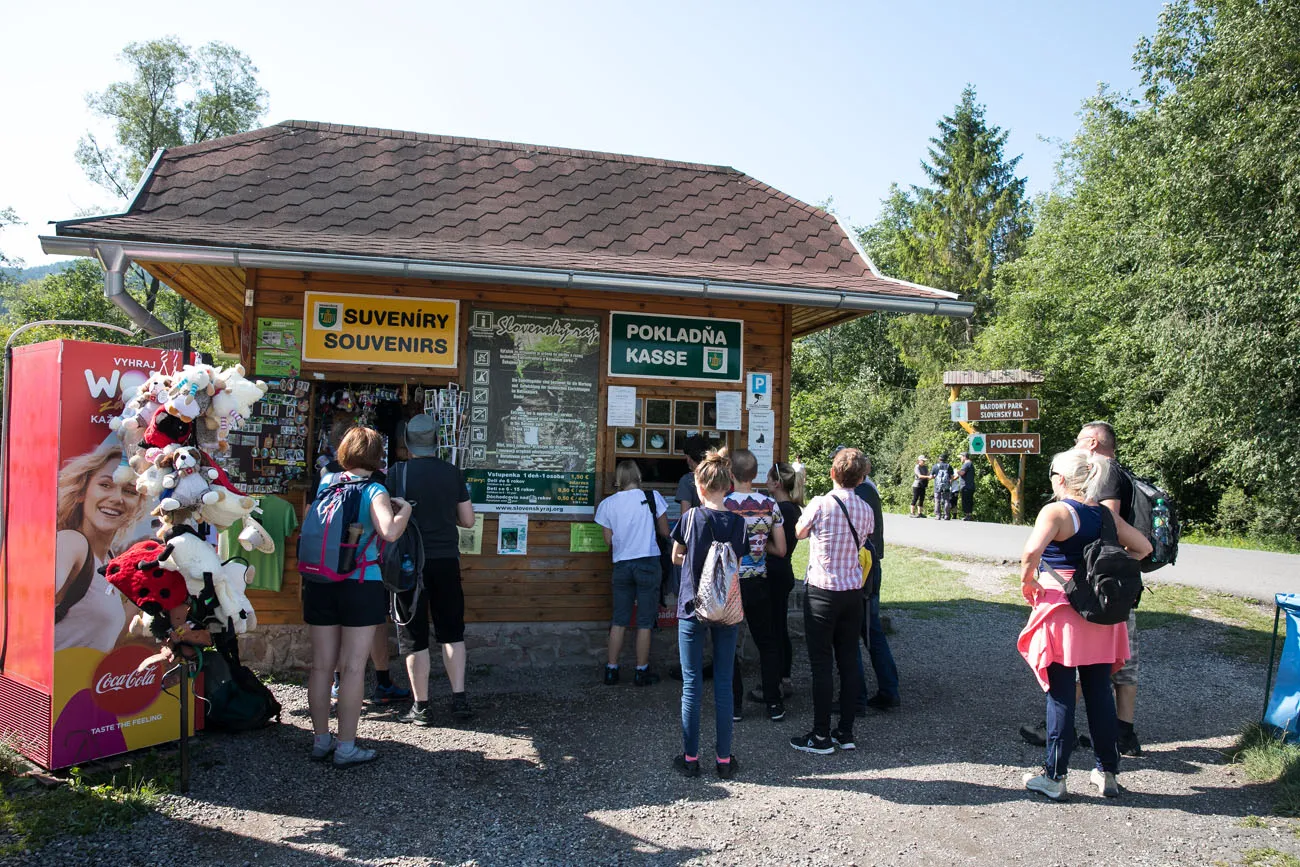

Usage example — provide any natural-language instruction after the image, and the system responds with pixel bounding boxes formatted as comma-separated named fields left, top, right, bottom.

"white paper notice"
left=746, top=372, right=773, bottom=409
left=498, top=514, right=529, bottom=556
left=748, top=409, right=776, bottom=480
left=606, top=385, right=637, bottom=426
left=715, top=391, right=742, bottom=431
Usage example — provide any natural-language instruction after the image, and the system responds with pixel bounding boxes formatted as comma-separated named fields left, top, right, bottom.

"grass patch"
left=1242, top=848, right=1300, bottom=867
left=1229, top=723, right=1300, bottom=817
left=0, top=750, right=173, bottom=856
left=1183, top=530, right=1300, bottom=556
left=1241, top=815, right=1270, bottom=828
left=1140, top=583, right=1275, bottom=662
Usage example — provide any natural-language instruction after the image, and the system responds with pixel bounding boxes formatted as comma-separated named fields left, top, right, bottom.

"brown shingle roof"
left=56, top=120, right=953, bottom=302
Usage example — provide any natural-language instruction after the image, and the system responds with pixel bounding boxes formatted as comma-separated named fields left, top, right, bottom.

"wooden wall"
left=243, top=269, right=792, bottom=625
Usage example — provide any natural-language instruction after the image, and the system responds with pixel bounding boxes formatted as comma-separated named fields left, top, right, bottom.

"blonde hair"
left=767, top=461, right=805, bottom=504
left=1050, top=447, right=1111, bottom=502
left=694, top=449, right=733, bottom=494
left=614, top=460, right=642, bottom=489
left=57, top=445, right=146, bottom=549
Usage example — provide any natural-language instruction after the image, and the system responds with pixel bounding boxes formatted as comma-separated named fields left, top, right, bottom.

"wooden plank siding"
left=237, top=268, right=794, bottom=626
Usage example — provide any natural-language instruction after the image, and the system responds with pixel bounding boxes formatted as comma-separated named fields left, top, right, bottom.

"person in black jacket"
left=852, top=453, right=900, bottom=711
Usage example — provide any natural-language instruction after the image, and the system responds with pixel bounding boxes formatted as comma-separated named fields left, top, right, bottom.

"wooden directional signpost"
left=944, top=370, right=1045, bottom=523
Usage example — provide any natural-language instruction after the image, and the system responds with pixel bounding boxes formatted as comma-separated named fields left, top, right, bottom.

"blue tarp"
left=1265, top=593, right=1300, bottom=741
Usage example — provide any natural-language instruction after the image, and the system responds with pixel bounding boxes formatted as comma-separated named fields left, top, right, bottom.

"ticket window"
left=611, top=396, right=731, bottom=505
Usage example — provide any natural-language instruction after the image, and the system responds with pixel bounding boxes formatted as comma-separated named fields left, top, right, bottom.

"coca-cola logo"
left=91, top=645, right=163, bottom=716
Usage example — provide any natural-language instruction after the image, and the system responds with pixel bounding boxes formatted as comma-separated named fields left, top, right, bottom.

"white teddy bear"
left=210, top=364, right=269, bottom=453
left=155, top=529, right=258, bottom=634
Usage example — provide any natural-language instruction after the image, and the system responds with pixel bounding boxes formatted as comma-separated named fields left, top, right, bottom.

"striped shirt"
left=798, top=488, right=875, bottom=592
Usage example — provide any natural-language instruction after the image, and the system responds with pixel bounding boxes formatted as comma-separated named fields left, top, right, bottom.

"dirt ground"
left=4, top=564, right=1293, bottom=867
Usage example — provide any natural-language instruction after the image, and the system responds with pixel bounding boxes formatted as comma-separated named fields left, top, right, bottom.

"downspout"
left=95, top=244, right=171, bottom=337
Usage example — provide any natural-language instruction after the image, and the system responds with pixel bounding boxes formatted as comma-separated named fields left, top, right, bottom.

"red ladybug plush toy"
left=100, top=539, right=191, bottom=621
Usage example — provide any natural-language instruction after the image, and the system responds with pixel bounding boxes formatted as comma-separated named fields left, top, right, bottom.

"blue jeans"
left=679, top=618, right=738, bottom=759
left=1046, top=662, right=1120, bottom=779
left=856, top=591, right=900, bottom=702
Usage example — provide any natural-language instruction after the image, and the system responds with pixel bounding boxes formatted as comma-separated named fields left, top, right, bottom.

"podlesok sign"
left=609, top=312, right=743, bottom=382
left=302, top=291, right=459, bottom=368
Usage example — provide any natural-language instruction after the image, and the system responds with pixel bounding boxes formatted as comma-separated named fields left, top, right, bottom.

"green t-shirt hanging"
left=219, top=495, right=299, bottom=592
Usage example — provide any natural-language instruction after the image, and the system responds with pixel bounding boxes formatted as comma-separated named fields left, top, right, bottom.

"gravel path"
left=5, top=573, right=1294, bottom=867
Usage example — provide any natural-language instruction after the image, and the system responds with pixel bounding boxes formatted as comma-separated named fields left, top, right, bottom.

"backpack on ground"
left=1120, top=465, right=1180, bottom=572
left=1052, top=505, right=1144, bottom=625
left=689, top=509, right=743, bottom=625
left=297, top=476, right=383, bottom=582
left=202, top=635, right=281, bottom=731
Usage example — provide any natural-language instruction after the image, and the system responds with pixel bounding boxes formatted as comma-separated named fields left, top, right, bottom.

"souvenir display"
left=225, top=377, right=311, bottom=493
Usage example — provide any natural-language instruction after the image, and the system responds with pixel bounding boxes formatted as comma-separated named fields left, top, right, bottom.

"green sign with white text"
left=609, top=312, right=743, bottom=382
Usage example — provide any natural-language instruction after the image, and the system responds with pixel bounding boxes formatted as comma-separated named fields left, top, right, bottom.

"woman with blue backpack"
left=670, top=450, right=746, bottom=779
left=299, top=426, right=412, bottom=767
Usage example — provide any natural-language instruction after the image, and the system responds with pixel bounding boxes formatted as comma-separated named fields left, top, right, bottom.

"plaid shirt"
left=799, top=488, right=875, bottom=591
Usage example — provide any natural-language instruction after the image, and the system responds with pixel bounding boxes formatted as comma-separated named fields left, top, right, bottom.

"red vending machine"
left=0, top=339, right=200, bottom=769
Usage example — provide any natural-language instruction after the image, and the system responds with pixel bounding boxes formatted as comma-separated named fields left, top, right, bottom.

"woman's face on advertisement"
left=81, top=467, right=138, bottom=536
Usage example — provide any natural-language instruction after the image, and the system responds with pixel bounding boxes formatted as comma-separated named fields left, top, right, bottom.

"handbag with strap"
left=830, top=494, right=873, bottom=586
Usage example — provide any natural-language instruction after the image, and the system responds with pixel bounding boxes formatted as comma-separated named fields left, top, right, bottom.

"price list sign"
left=223, top=378, right=312, bottom=494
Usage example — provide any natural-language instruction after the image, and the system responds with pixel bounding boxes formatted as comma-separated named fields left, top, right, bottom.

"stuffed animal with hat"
left=143, top=405, right=193, bottom=450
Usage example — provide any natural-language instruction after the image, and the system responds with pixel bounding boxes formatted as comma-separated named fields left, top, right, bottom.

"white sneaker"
left=1090, top=768, right=1119, bottom=798
left=332, top=743, right=377, bottom=768
left=1023, top=771, right=1067, bottom=801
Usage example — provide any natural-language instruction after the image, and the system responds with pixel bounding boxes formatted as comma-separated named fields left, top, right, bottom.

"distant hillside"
left=10, top=261, right=76, bottom=283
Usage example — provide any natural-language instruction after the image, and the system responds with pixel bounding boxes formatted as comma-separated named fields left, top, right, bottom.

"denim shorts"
left=611, top=556, right=661, bottom=629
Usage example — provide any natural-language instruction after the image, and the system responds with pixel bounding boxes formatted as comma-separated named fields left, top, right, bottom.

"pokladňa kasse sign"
left=609, top=312, right=743, bottom=382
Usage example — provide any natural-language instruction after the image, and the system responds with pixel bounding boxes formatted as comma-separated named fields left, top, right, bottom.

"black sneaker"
left=732, top=707, right=743, bottom=722
left=831, top=729, right=856, bottom=751
left=789, top=732, right=834, bottom=755
left=672, top=754, right=700, bottom=777
left=1118, top=729, right=1143, bottom=757
left=716, top=756, right=739, bottom=780
left=767, top=702, right=786, bottom=722
left=634, top=669, right=661, bottom=687
left=1019, top=721, right=1047, bottom=747
left=399, top=704, right=434, bottom=727
left=604, top=666, right=620, bottom=685
left=451, top=694, right=474, bottom=721
left=865, top=693, right=900, bottom=712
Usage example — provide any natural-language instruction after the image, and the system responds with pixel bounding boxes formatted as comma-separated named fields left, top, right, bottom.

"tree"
left=75, top=37, right=267, bottom=326
left=862, top=86, right=1032, bottom=374
left=4, top=259, right=140, bottom=345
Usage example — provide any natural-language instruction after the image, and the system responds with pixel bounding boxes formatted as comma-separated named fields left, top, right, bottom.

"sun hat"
left=405, top=414, right=438, bottom=457
left=918, top=455, right=928, bottom=462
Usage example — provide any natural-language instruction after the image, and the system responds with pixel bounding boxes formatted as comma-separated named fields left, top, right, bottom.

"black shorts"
left=911, top=484, right=928, bottom=507
left=302, top=578, right=388, bottom=627
left=396, top=558, right=466, bottom=651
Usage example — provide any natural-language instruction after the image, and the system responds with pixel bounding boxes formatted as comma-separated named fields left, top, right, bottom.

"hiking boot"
left=1018, top=722, right=1048, bottom=747
left=716, top=756, right=739, bottom=780
left=634, top=669, right=661, bottom=687
left=1023, top=771, right=1067, bottom=801
left=831, top=729, right=856, bottom=751
left=789, top=732, right=834, bottom=755
left=451, top=693, right=474, bottom=721
left=332, top=742, right=377, bottom=768
left=865, top=693, right=900, bottom=712
left=1118, top=729, right=1143, bottom=757
left=399, top=704, right=434, bottom=726
left=604, top=666, right=620, bottom=685
left=672, top=754, right=700, bottom=778
left=1090, top=768, right=1119, bottom=798
left=368, top=682, right=411, bottom=705
left=309, top=735, right=336, bottom=762
left=767, top=702, right=786, bottom=722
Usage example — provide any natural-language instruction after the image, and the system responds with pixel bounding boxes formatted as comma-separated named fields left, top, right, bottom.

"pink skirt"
left=1017, top=581, right=1130, bottom=692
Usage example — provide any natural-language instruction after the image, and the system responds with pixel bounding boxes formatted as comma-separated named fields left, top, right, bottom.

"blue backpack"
left=298, top=476, right=384, bottom=582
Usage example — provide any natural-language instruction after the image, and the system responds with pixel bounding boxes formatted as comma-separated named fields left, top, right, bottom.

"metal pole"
left=178, top=658, right=191, bottom=793
left=1264, top=603, right=1283, bottom=724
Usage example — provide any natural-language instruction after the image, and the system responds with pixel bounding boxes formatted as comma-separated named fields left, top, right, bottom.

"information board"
left=609, top=312, right=743, bottom=382
left=255, top=318, right=302, bottom=377
left=951, top=399, right=1040, bottom=422
left=465, top=309, right=601, bottom=514
left=223, top=377, right=312, bottom=494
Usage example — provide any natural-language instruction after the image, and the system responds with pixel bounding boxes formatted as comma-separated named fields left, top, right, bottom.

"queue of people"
left=299, top=418, right=1153, bottom=802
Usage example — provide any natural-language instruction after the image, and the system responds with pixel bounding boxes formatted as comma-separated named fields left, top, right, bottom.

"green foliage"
left=0, top=207, right=21, bottom=271
left=1231, top=723, right=1300, bottom=817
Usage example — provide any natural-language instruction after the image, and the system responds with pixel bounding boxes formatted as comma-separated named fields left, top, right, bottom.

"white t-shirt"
left=595, top=489, right=668, bottom=563
left=54, top=552, right=125, bottom=654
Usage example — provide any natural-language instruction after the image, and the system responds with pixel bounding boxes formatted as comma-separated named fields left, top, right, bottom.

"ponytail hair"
left=768, top=461, right=805, bottom=504
left=1049, top=448, right=1111, bottom=502
left=694, top=449, right=733, bottom=494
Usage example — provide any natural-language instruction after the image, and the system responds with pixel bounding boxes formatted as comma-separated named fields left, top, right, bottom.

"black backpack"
left=379, top=462, right=426, bottom=595
left=202, top=636, right=281, bottom=732
left=1057, top=506, right=1144, bottom=625
left=1121, top=466, right=1180, bottom=572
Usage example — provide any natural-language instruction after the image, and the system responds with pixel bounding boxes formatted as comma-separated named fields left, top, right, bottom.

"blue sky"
left=2, top=0, right=1167, bottom=267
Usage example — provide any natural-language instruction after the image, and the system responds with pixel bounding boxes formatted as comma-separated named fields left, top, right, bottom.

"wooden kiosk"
left=43, top=121, right=971, bottom=665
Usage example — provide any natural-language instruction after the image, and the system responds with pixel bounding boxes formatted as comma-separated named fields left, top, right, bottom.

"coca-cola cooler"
left=0, top=339, right=201, bottom=769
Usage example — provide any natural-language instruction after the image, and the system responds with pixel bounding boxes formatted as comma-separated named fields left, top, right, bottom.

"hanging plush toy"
left=143, top=405, right=192, bottom=450
left=210, top=364, right=268, bottom=454
left=164, top=365, right=215, bottom=424
left=154, top=526, right=257, bottom=634
left=157, top=446, right=221, bottom=513
left=100, top=539, right=192, bottom=641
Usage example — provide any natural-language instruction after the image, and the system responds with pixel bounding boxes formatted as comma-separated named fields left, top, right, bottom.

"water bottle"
left=400, top=554, right=416, bottom=586
left=1151, top=499, right=1171, bottom=562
